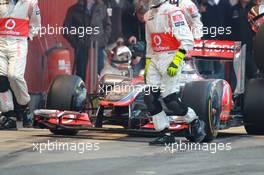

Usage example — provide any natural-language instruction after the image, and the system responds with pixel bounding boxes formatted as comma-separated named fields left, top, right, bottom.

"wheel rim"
left=208, top=91, right=221, bottom=136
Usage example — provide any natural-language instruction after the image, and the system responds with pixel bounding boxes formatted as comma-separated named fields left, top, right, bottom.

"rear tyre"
left=46, top=75, right=87, bottom=136
left=182, top=80, right=223, bottom=142
left=244, top=79, right=264, bottom=134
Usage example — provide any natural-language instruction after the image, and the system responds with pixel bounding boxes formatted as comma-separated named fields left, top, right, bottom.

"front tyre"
left=46, top=75, right=86, bottom=136
left=46, top=75, right=87, bottom=111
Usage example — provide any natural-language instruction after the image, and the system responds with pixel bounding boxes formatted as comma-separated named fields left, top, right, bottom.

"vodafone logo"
left=153, top=35, right=162, bottom=46
left=5, top=19, right=16, bottom=30
left=0, top=18, right=29, bottom=37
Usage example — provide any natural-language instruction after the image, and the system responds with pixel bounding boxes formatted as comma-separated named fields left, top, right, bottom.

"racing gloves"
left=144, top=57, right=151, bottom=82
left=167, top=49, right=186, bottom=77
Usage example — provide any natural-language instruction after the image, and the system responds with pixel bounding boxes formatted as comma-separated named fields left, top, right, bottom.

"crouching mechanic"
left=0, top=0, right=41, bottom=130
left=144, top=0, right=206, bottom=145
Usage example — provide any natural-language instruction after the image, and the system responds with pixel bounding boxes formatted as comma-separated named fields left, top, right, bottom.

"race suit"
left=145, top=1, right=194, bottom=97
left=100, top=62, right=129, bottom=77
left=177, top=0, right=203, bottom=39
left=0, top=0, right=41, bottom=112
left=144, top=1, right=195, bottom=131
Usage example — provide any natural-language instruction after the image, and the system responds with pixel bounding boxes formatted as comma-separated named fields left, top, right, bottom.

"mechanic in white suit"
left=144, top=0, right=205, bottom=145
left=0, top=0, right=41, bottom=130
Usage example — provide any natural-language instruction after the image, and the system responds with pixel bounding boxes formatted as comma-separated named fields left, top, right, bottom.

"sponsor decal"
left=153, top=35, right=162, bottom=46
left=172, top=14, right=183, bottom=22
left=0, top=18, right=29, bottom=37
left=188, top=40, right=239, bottom=59
left=188, top=6, right=199, bottom=18
left=5, top=19, right=16, bottom=30
left=174, top=21, right=185, bottom=27
left=172, top=14, right=185, bottom=27
left=188, top=5, right=198, bottom=15
left=151, top=33, right=181, bottom=52
left=194, top=40, right=236, bottom=53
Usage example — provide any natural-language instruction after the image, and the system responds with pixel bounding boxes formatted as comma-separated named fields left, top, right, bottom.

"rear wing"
left=188, top=40, right=246, bottom=95
left=188, top=40, right=241, bottom=60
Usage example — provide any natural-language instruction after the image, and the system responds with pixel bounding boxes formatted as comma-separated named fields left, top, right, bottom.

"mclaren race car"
left=33, top=28, right=264, bottom=142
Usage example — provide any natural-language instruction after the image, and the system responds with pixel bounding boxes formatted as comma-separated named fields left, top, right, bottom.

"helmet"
left=111, top=46, right=132, bottom=69
left=148, top=0, right=167, bottom=8
left=248, top=4, right=264, bottom=32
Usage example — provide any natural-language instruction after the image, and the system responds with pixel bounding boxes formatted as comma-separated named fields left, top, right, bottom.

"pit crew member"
left=144, top=0, right=206, bottom=145
left=0, top=0, right=41, bottom=130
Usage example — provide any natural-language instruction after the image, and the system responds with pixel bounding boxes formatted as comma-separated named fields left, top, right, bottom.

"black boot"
left=21, top=105, right=33, bottom=128
left=15, top=104, right=33, bottom=128
left=189, top=119, right=206, bottom=143
left=0, top=111, right=17, bottom=130
left=149, top=133, right=175, bottom=145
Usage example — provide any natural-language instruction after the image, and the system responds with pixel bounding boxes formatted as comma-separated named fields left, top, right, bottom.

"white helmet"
left=149, top=0, right=167, bottom=8
left=111, top=46, right=132, bottom=69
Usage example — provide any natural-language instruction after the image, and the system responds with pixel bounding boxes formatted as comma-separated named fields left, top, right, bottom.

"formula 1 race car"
left=33, top=28, right=264, bottom=142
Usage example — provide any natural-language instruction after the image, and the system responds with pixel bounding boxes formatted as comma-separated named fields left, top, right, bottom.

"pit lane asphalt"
left=0, top=125, right=263, bottom=175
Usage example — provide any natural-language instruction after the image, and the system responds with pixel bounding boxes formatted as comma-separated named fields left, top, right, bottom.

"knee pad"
left=0, top=76, right=10, bottom=93
left=163, top=92, right=188, bottom=116
left=144, top=88, right=162, bottom=115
